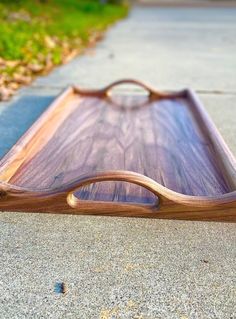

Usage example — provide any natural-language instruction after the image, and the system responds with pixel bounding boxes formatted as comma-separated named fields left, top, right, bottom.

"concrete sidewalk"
left=138, top=0, right=236, bottom=7
left=0, top=6, right=236, bottom=319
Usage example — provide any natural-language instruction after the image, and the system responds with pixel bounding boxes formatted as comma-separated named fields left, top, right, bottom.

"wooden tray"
left=0, top=79, right=235, bottom=221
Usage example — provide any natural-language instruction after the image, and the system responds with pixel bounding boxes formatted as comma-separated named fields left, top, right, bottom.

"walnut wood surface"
left=0, top=79, right=236, bottom=221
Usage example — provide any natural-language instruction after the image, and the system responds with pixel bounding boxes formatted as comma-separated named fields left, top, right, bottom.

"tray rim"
left=0, top=79, right=236, bottom=220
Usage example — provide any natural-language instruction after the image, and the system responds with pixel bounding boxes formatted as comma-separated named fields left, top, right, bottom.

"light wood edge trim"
left=1, top=170, right=236, bottom=209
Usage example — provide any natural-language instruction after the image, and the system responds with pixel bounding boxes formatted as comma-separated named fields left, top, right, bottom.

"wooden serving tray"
left=0, top=79, right=235, bottom=221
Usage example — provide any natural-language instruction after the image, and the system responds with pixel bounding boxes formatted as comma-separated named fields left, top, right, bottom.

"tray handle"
left=74, top=79, right=165, bottom=98
left=100, top=79, right=161, bottom=97
left=67, top=170, right=164, bottom=213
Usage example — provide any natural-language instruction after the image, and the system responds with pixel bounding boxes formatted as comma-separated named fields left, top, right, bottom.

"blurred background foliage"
left=0, top=0, right=128, bottom=100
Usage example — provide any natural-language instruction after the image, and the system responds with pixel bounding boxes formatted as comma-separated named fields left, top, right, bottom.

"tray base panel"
left=6, top=95, right=232, bottom=203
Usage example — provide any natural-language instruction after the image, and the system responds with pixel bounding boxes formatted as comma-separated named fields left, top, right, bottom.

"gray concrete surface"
left=138, top=0, right=236, bottom=7
left=0, top=6, right=236, bottom=319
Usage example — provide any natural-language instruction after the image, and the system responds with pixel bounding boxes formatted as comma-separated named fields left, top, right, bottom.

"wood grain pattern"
left=0, top=79, right=235, bottom=221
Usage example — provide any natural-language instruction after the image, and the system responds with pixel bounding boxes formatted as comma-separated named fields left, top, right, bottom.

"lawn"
left=0, top=0, right=128, bottom=100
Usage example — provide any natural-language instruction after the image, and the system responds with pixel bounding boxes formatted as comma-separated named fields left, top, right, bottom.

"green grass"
left=0, top=0, right=128, bottom=65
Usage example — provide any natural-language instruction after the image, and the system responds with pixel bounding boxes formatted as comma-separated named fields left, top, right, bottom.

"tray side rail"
left=0, top=170, right=236, bottom=221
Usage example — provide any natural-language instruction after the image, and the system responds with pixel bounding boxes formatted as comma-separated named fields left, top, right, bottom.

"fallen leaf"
left=0, top=87, right=13, bottom=101
left=13, top=73, right=31, bottom=84
left=28, top=63, right=44, bottom=73
left=8, top=82, right=19, bottom=90
left=5, top=60, right=20, bottom=68
left=62, top=49, right=78, bottom=64
left=0, top=58, right=6, bottom=66
left=44, top=35, right=56, bottom=49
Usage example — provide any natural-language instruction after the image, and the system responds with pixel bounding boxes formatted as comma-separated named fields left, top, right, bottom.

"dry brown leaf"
left=0, top=76, right=4, bottom=86
left=37, top=53, right=46, bottom=63
left=0, top=58, right=6, bottom=66
left=1, top=73, right=11, bottom=84
left=28, top=63, right=44, bottom=73
left=44, top=35, right=56, bottom=49
left=13, top=73, right=31, bottom=85
left=17, top=65, right=28, bottom=75
left=0, top=87, right=13, bottom=101
left=8, top=82, right=19, bottom=90
left=62, top=49, right=78, bottom=64
left=5, top=60, right=20, bottom=68
left=44, top=54, right=53, bottom=72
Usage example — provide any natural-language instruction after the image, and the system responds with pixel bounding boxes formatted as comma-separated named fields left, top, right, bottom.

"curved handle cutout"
left=74, top=79, right=171, bottom=99
left=101, top=79, right=160, bottom=97
left=67, top=170, right=161, bottom=213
